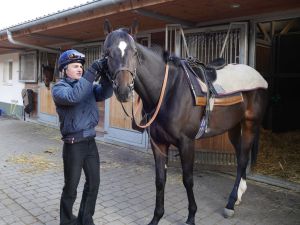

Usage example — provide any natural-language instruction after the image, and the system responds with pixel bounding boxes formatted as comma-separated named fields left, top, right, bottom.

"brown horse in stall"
left=102, top=20, right=268, bottom=225
left=42, top=64, right=55, bottom=89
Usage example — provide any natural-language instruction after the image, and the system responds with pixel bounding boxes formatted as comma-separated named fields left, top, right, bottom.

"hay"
left=253, top=129, right=300, bottom=184
left=49, top=136, right=62, bottom=142
left=100, top=161, right=123, bottom=169
left=7, top=153, right=58, bottom=173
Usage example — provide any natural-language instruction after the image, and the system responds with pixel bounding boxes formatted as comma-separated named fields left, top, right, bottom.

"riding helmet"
left=58, top=49, right=85, bottom=71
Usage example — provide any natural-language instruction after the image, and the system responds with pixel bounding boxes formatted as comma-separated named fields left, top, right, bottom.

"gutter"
left=6, top=30, right=60, bottom=53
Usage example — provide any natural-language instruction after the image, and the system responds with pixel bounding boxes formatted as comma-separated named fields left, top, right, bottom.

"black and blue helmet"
left=58, top=49, right=85, bottom=71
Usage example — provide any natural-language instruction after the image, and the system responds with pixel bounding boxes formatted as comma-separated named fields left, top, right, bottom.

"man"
left=52, top=49, right=113, bottom=225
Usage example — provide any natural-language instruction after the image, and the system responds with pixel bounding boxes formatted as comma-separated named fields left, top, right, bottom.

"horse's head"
left=103, top=19, right=139, bottom=102
left=42, top=64, right=55, bottom=89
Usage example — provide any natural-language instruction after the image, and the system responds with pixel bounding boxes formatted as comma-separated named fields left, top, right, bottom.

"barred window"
left=76, top=45, right=103, bottom=69
left=19, top=51, right=38, bottom=82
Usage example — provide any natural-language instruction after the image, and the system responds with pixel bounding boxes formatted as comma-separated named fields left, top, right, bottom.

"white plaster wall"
left=0, top=53, right=25, bottom=106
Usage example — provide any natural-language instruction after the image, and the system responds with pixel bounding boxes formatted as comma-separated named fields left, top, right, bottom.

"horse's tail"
left=251, top=127, right=260, bottom=165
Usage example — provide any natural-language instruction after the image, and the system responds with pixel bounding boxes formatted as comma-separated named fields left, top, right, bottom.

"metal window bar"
left=185, top=29, right=240, bottom=65
left=78, top=46, right=102, bottom=69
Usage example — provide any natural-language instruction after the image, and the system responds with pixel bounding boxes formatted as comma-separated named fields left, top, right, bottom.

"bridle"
left=113, top=62, right=170, bottom=129
left=111, top=66, right=136, bottom=92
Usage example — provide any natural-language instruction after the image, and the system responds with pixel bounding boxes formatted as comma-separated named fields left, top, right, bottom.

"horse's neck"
left=135, top=47, right=166, bottom=110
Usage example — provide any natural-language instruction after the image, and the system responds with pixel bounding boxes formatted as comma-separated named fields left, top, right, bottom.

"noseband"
left=112, top=66, right=136, bottom=92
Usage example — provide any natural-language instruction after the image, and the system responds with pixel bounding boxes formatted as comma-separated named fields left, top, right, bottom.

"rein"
left=121, top=63, right=169, bottom=129
left=133, top=63, right=169, bottom=128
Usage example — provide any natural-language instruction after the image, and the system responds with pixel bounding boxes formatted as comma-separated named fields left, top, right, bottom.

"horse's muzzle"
left=114, top=86, right=133, bottom=102
left=113, top=70, right=134, bottom=102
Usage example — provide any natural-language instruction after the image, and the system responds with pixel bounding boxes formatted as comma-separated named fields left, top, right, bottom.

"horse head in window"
left=42, top=64, right=55, bottom=89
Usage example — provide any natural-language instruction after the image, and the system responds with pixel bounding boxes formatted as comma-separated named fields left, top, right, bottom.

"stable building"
left=0, top=0, right=299, bottom=169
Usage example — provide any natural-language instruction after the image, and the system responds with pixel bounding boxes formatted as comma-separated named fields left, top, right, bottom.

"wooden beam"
left=0, top=46, right=25, bottom=50
left=280, top=20, right=295, bottom=35
left=29, top=34, right=81, bottom=43
left=271, top=21, right=276, bottom=38
left=256, top=38, right=272, bottom=47
left=134, top=9, right=195, bottom=27
left=257, top=23, right=271, bottom=43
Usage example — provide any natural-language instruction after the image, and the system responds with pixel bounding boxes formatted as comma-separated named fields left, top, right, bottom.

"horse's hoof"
left=147, top=219, right=158, bottom=225
left=186, top=220, right=195, bottom=225
left=223, top=208, right=235, bottom=218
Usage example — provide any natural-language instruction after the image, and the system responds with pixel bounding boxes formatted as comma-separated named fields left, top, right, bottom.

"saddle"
left=187, top=57, right=225, bottom=95
left=181, top=57, right=243, bottom=107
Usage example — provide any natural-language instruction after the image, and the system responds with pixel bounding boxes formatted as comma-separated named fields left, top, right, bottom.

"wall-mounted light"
left=230, top=3, right=240, bottom=9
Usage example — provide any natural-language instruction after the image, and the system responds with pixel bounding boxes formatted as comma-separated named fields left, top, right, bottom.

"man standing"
left=52, top=49, right=113, bottom=225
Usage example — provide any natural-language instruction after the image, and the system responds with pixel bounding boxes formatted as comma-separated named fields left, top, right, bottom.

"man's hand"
left=91, top=58, right=108, bottom=81
left=99, top=74, right=111, bottom=86
left=84, top=58, right=110, bottom=83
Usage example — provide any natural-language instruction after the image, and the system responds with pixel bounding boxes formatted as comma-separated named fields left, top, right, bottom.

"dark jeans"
left=60, top=138, right=100, bottom=225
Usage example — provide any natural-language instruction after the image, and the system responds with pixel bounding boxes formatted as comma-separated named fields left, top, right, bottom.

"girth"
left=196, top=93, right=243, bottom=106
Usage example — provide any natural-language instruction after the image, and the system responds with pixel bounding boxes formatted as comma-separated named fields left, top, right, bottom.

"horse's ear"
left=104, top=19, right=113, bottom=36
left=130, top=19, right=139, bottom=36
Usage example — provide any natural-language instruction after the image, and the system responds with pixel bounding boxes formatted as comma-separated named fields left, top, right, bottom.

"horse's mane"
left=137, top=43, right=181, bottom=66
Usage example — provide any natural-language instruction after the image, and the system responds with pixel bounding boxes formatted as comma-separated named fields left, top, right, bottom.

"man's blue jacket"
left=52, top=71, right=113, bottom=141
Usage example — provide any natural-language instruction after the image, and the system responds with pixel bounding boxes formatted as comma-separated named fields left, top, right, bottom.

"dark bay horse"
left=103, top=20, right=268, bottom=225
left=42, top=64, right=55, bottom=89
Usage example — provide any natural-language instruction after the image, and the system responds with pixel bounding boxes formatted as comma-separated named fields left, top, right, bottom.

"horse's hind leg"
left=224, top=121, right=258, bottom=218
left=148, top=141, right=169, bottom=225
left=179, top=137, right=197, bottom=225
left=227, top=124, right=247, bottom=206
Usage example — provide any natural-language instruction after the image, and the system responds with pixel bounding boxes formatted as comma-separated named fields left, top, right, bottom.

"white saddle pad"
left=198, top=64, right=268, bottom=95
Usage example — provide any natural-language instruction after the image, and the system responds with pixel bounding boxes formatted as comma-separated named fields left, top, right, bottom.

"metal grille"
left=184, top=29, right=241, bottom=64
left=76, top=45, right=102, bottom=68
left=169, top=149, right=237, bottom=166
left=19, top=51, right=38, bottom=82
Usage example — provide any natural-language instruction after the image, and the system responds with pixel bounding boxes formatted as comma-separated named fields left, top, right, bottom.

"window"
left=8, top=61, right=12, bottom=80
left=77, top=45, right=102, bottom=68
left=3, top=60, right=13, bottom=83
left=19, top=51, right=38, bottom=82
left=166, top=23, right=248, bottom=64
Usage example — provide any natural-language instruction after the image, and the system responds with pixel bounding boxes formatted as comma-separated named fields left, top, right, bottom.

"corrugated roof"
left=0, top=0, right=95, bottom=31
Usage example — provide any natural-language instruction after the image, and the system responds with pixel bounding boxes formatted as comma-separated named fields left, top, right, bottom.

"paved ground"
left=0, top=117, right=299, bottom=225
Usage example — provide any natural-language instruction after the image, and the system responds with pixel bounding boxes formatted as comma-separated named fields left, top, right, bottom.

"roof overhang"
left=0, top=0, right=299, bottom=55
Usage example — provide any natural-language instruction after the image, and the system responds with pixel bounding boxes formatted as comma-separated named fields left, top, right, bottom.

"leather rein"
left=121, top=63, right=169, bottom=129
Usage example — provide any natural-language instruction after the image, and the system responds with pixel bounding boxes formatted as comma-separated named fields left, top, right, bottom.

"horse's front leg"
left=179, top=137, right=197, bottom=225
left=148, top=140, right=169, bottom=225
